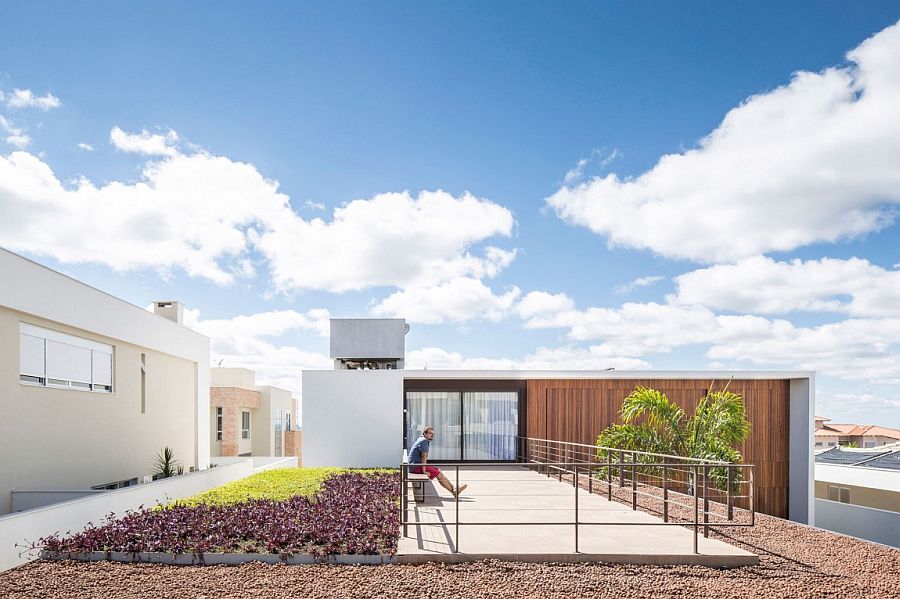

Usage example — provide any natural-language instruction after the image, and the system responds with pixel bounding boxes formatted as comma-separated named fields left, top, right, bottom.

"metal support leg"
left=663, top=466, right=669, bottom=523
left=631, top=452, right=637, bottom=510
left=574, top=465, right=579, bottom=553
left=455, top=465, right=460, bottom=553
left=727, top=466, right=734, bottom=521
left=693, top=466, right=699, bottom=554
left=703, top=465, right=709, bottom=538
left=401, top=465, right=407, bottom=538
left=618, top=450, right=624, bottom=488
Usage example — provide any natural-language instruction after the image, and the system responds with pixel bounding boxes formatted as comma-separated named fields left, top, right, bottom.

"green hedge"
left=174, top=467, right=393, bottom=507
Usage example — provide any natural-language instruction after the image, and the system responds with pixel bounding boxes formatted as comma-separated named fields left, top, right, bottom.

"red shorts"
left=410, top=465, right=441, bottom=480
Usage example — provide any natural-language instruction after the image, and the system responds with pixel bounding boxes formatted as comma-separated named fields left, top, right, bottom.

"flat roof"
left=398, top=369, right=814, bottom=380
left=816, top=463, right=900, bottom=492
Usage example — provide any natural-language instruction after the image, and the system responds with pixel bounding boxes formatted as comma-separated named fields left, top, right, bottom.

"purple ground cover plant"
left=38, top=472, right=400, bottom=557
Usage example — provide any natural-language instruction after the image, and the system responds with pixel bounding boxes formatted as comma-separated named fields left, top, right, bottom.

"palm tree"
left=595, top=385, right=750, bottom=492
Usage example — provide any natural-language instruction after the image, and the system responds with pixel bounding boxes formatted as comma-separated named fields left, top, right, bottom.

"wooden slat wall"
left=526, top=378, right=791, bottom=519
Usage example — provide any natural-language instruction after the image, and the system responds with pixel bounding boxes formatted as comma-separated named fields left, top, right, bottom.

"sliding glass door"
left=406, top=388, right=520, bottom=461
left=406, top=391, right=461, bottom=460
left=463, top=391, right=518, bottom=460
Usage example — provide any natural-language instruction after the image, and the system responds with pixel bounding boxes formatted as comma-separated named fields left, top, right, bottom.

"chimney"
left=153, top=301, right=183, bottom=325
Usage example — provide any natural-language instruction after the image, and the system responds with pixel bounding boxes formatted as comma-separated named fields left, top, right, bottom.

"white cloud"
left=563, top=148, right=621, bottom=185
left=77, top=143, right=94, bottom=151
left=0, top=115, right=30, bottom=149
left=183, top=308, right=332, bottom=394
left=547, top=20, right=900, bottom=262
left=110, top=126, right=179, bottom=156
left=256, top=190, right=515, bottom=293
left=304, top=199, right=325, bottom=210
left=2, top=134, right=516, bottom=297
left=406, top=345, right=648, bottom=371
left=2, top=89, right=61, bottom=110
left=515, top=291, right=575, bottom=320
left=816, top=391, right=900, bottom=426
left=371, top=277, right=521, bottom=324
left=672, top=255, right=900, bottom=317
left=614, top=275, right=664, bottom=295
left=0, top=148, right=290, bottom=285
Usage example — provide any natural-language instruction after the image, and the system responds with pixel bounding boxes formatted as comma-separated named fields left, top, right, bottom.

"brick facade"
left=211, top=387, right=261, bottom=457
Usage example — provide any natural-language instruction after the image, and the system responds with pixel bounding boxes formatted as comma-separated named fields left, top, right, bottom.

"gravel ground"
left=2, top=476, right=898, bottom=598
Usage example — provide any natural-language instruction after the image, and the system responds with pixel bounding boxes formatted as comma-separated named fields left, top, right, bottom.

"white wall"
left=790, top=376, right=815, bottom=524
left=814, top=498, right=900, bottom=548
left=0, top=461, right=254, bottom=572
left=302, top=370, right=403, bottom=467
left=0, top=249, right=210, bottom=474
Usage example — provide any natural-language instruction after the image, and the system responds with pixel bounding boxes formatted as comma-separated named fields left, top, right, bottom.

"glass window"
left=241, top=411, right=250, bottom=439
left=274, top=409, right=283, bottom=457
left=216, top=407, right=223, bottom=441
left=406, top=391, right=461, bottom=460
left=463, top=391, right=518, bottom=460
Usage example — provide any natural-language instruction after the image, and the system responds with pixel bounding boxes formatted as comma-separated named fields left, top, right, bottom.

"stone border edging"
left=40, top=550, right=396, bottom=566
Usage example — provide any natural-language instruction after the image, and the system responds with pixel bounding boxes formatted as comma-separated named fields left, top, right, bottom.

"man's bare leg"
left=436, top=473, right=467, bottom=496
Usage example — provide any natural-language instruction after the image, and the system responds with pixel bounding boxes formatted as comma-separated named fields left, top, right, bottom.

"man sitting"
left=408, top=425, right=467, bottom=497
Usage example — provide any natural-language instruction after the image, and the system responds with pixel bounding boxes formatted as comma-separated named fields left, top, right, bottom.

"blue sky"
left=2, top=3, right=900, bottom=427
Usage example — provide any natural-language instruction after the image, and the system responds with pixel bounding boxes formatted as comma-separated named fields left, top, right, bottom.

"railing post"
left=588, top=448, right=593, bottom=495
left=703, top=464, right=709, bottom=538
left=455, top=465, right=460, bottom=553
left=558, top=442, right=563, bottom=482
left=693, top=465, right=699, bottom=554
left=607, top=453, right=612, bottom=500
left=572, top=446, right=577, bottom=488
left=663, top=465, right=669, bottom=523
left=631, top=452, right=637, bottom=511
left=727, top=466, right=734, bottom=521
left=401, top=463, right=407, bottom=538
left=618, top=450, right=624, bottom=488
left=574, top=464, right=579, bottom=553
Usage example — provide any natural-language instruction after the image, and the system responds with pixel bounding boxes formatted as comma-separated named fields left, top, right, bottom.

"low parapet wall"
left=0, top=461, right=254, bottom=572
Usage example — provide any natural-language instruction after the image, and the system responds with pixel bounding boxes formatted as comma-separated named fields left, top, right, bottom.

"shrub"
left=175, top=467, right=351, bottom=507
left=39, top=472, right=400, bottom=557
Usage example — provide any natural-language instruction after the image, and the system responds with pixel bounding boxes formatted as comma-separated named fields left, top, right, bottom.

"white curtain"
left=406, top=391, right=461, bottom=460
left=463, top=392, right=518, bottom=460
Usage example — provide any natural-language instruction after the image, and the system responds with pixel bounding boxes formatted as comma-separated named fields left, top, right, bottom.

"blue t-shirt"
left=408, top=435, right=430, bottom=464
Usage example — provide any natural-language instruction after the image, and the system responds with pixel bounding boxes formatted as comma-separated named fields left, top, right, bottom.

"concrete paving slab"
left=398, top=466, right=757, bottom=567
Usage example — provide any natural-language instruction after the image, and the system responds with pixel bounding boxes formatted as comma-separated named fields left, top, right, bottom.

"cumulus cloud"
left=183, top=308, right=332, bottom=394
left=406, top=345, right=648, bottom=371
left=77, top=142, right=94, bottom=151
left=672, top=255, right=900, bottom=317
left=515, top=291, right=575, bottom=320
left=816, top=391, right=900, bottom=426
left=110, top=126, right=179, bottom=156
left=0, top=115, right=30, bottom=149
left=547, top=20, right=900, bottom=262
left=371, top=277, right=521, bottom=324
left=256, top=190, right=515, bottom=293
left=0, top=148, right=289, bottom=284
left=614, top=275, right=664, bottom=295
left=2, top=129, right=516, bottom=293
left=2, top=88, right=61, bottom=110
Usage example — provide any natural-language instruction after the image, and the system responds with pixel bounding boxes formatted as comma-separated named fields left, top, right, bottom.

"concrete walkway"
left=398, top=466, right=757, bottom=567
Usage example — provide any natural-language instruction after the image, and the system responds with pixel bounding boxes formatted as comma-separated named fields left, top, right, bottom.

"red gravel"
left=2, top=476, right=898, bottom=598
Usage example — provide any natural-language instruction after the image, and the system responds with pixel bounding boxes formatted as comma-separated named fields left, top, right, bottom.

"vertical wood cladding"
left=526, top=378, right=791, bottom=519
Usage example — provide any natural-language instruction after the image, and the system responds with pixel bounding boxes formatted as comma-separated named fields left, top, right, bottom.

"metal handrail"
left=519, top=435, right=737, bottom=465
left=400, top=442, right=755, bottom=555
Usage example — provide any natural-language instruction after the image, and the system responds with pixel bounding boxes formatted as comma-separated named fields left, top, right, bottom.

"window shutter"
left=46, top=340, right=92, bottom=384
left=92, top=351, right=112, bottom=387
left=20, top=333, right=45, bottom=377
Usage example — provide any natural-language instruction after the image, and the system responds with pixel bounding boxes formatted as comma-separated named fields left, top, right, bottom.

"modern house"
left=0, top=249, right=210, bottom=515
left=302, top=319, right=815, bottom=524
left=814, top=416, right=900, bottom=449
left=815, top=444, right=900, bottom=511
left=210, top=367, right=299, bottom=459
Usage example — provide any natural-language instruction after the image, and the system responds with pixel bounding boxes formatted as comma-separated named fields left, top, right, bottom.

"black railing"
left=400, top=436, right=755, bottom=554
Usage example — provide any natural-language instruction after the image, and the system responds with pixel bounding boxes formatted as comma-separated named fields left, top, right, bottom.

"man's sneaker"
left=453, top=484, right=468, bottom=497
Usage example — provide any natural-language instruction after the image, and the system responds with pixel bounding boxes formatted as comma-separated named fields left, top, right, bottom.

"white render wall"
left=302, top=370, right=403, bottom=467
left=0, top=249, right=211, bottom=514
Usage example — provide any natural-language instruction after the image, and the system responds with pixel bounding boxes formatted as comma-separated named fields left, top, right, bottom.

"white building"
left=0, top=249, right=209, bottom=515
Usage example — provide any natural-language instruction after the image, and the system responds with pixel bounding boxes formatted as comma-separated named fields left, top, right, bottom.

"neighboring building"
left=0, top=249, right=210, bottom=515
left=815, top=444, right=900, bottom=512
left=814, top=416, right=900, bottom=449
left=209, top=367, right=297, bottom=459
left=304, top=320, right=815, bottom=524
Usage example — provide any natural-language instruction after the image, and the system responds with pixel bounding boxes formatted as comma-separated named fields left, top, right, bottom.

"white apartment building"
left=0, top=249, right=210, bottom=515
